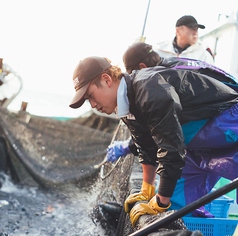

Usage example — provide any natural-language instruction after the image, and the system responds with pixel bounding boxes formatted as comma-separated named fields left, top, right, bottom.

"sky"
left=0, top=0, right=237, bottom=117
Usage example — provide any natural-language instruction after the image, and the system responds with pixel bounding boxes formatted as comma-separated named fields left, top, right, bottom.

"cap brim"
left=187, top=23, right=205, bottom=29
left=69, top=83, right=90, bottom=109
left=198, top=24, right=205, bottom=29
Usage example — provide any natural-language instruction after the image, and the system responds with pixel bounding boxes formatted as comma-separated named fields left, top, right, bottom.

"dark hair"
left=126, top=51, right=162, bottom=73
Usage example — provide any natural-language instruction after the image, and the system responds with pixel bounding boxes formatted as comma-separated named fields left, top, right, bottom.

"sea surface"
left=0, top=172, right=107, bottom=236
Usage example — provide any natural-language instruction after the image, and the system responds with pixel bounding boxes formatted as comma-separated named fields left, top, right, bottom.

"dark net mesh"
left=0, top=107, right=119, bottom=187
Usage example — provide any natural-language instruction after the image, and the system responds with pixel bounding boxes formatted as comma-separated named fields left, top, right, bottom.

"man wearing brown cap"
left=69, top=55, right=238, bottom=227
left=154, top=15, right=214, bottom=64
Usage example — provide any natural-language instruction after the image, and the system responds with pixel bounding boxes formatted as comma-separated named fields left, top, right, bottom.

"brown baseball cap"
left=69, top=56, right=111, bottom=109
left=176, top=15, right=205, bottom=29
left=123, top=42, right=153, bottom=70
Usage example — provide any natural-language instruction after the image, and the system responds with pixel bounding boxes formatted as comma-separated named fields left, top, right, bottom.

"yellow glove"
left=124, top=181, right=155, bottom=213
left=129, top=195, right=171, bottom=226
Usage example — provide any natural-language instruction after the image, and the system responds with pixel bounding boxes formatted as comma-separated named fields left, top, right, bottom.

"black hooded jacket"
left=121, top=66, right=238, bottom=197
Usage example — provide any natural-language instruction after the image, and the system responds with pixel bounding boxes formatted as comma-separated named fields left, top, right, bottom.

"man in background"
left=154, top=15, right=214, bottom=64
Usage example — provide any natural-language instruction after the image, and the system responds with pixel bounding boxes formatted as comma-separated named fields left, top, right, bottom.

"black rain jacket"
left=122, top=66, right=238, bottom=197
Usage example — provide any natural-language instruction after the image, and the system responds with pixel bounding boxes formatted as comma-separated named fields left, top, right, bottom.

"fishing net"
left=0, top=107, right=119, bottom=188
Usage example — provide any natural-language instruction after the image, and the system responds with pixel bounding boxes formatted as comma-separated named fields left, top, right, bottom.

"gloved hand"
left=129, top=195, right=171, bottom=226
left=106, top=139, right=131, bottom=163
left=124, top=181, right=155, bottom=213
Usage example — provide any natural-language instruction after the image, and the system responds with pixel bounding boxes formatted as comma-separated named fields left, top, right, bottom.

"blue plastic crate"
left=183, top=217, right=238, bottom=236
left=205, top=195, right=234, bottom=218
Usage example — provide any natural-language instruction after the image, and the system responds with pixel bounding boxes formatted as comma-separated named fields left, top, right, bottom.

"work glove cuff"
left=149, top=195, right=171, bottom=213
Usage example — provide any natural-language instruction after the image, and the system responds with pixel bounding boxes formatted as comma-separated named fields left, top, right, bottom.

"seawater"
left=0, top=172, right=106, bottom=236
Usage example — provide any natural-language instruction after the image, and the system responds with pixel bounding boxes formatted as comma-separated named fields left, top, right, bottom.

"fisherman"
left=154, top=15, right=214, bottom=64
left=106, top=42, right=238, bottom=220
left=69, top=51, right=238, bottom=226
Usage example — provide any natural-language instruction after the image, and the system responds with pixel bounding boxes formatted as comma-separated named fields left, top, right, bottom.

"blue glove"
left=106, top=140, right=131, bottom=163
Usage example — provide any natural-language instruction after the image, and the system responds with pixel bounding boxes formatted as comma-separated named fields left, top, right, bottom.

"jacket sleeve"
left=134, top=72, right=186, bottom=197
left=122, top=117, right=159, bottom=167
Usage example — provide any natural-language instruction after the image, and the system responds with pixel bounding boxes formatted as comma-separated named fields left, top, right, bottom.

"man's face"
left=84, top=74, right=118, bottom=115
left=177, top=25, right=199, bottom=46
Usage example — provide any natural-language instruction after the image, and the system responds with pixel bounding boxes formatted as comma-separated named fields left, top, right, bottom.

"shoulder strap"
left=160, top=57, right=238, bottom=85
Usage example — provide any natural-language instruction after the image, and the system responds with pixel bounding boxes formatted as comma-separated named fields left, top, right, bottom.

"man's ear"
left=101, top=73, right=112, bottom=86
left=139, top=63, right=147, bottom=70
left=176, top=26, right=181, bottom=36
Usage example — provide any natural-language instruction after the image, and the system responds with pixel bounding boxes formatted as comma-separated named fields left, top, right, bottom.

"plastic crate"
left=183, top=217, right=238, bottom=236
left=205, top=195, right=234, bottom=218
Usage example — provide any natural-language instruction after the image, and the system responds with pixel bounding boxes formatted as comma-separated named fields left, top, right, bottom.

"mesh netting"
left=0, top=107, right=119, bottom=187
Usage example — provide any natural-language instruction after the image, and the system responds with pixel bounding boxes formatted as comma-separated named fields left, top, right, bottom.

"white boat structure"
left=200, top=10, right=238, bottom=79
